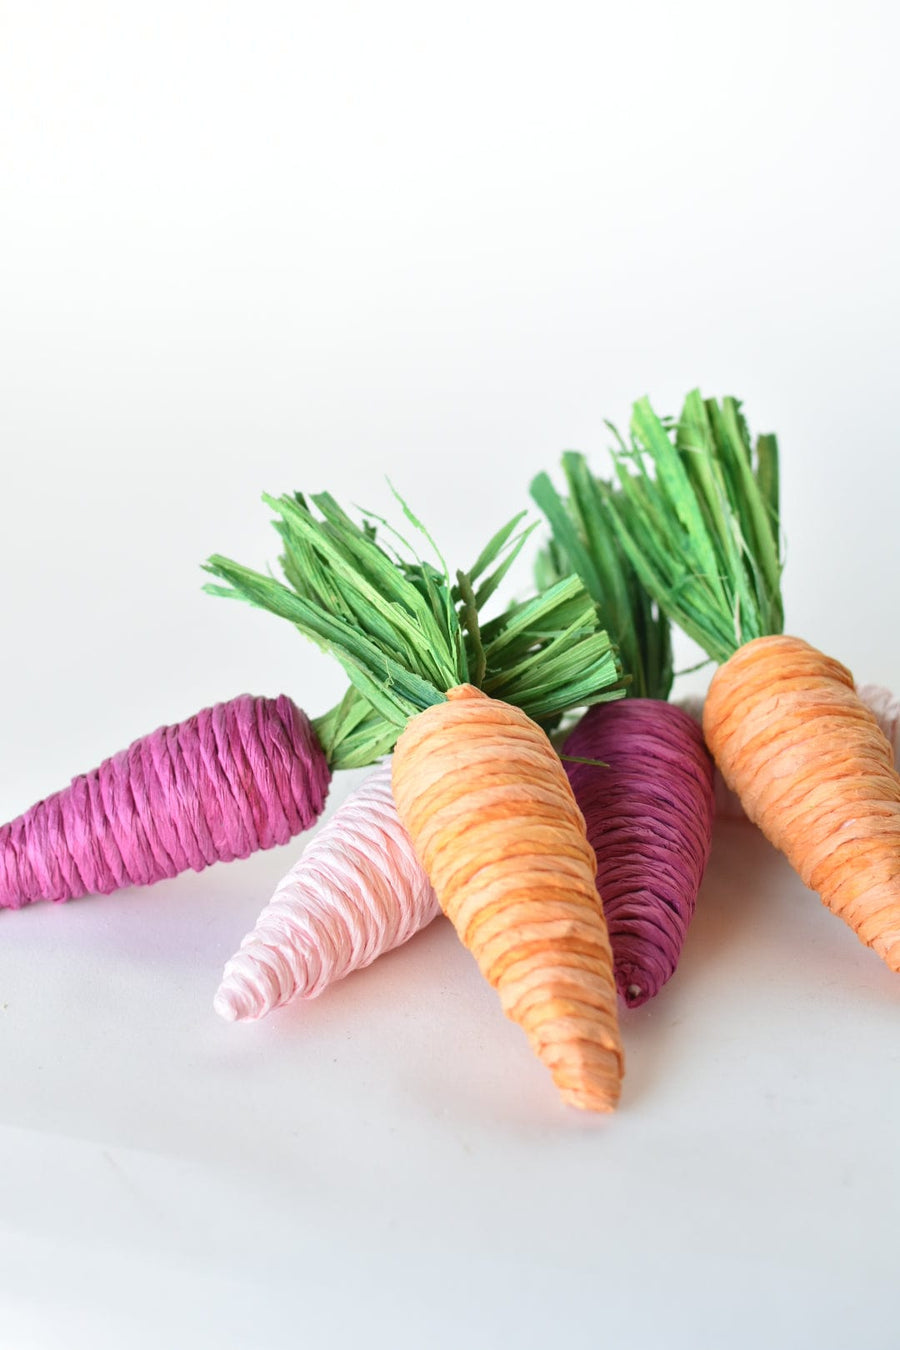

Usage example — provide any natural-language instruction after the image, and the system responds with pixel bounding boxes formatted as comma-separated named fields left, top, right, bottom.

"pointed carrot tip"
left=560, top=1085, right=621, bottom=1114
left=213, top=987, right=242, bottom=1022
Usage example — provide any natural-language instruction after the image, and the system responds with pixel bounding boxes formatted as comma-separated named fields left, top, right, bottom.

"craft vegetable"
left=679, top=686, right=900, bottom=820
left=532, top=456, right=715, bottom=1006
left=600, top=390, right=900, bottom=972
left=206, top=491, right=627, bottom=1111
left=216, top=760, right=439, bottom=1020
left=0, top=682, right=397, bottom=910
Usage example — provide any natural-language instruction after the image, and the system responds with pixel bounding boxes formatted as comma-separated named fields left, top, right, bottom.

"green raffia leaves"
left=531, top=453, right=674, bottom=701
left=204, top=490, right=624, bottom=762
left=311, top=687, right=398, bottom=772
left=598, top=392, right=784, bottom=665
left=205, top=492, right=465, bottom=729
left=478, top=574, right=626, bottom=722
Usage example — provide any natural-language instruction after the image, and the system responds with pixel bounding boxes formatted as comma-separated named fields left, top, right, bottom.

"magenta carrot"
left=532, top=457, right=715, bottom=1006
left=215, top=760, right=440, bottom=1021
left=0, top=693, right=358, bottom=909
left=562, top=700, right=713, bottom=1006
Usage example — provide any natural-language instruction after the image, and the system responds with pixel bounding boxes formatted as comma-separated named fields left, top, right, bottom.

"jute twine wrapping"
left=0, top=694, right=329, bottom=908
left=563, top=699, right=714, bottom=1007
left=703, top=636, right=900, bottom=972
left=215, top=761, right=439, bottom=1021
left=392, top=684, right=623, bottom=1113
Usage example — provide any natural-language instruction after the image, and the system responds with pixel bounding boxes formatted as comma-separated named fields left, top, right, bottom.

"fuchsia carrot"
left=532, top=455, right=715, bottom=1006
left=562, top=700, right=713, bottom=1006
left=0, top=687, right=390, bottom=909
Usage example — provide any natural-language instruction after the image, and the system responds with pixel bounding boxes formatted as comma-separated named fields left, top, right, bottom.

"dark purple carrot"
left=532, top=452, right=715, bottom=1005
left=0, top=684, right=394, bottom=910
left=562, top=699, right=713, bottom=1005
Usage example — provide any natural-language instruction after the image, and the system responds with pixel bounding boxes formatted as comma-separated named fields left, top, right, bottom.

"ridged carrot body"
left=392, top=684, right=623, bottom=1113
left=563, top=699, right=714, bottom=1007
left=0, top=695, right=330, bottom=909
left=703, top=636, right=900, bottom=971
left=679, top=683, right=900, bottom=822
left=215, top=761, right=439, bottom=1021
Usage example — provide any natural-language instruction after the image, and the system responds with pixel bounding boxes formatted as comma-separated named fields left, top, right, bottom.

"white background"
left=1, top=3, right=898, bottom=1347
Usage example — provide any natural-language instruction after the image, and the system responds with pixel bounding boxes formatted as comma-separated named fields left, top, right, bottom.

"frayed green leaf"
left=206, top=491, right=623, bottom=758
left=531, top=453, right=674, bottom=700
left=597, top=391, right=784, bottom=661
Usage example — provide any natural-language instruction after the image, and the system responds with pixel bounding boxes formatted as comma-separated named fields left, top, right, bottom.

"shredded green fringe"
left=531, top=452, right=674, bottom=701
left=204, top=489, right=625, bottom=768
left=596, top=391, right=784, bottom=665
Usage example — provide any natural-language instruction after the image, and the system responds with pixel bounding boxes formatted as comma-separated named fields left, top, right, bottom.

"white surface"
left=1, top=3, right=898, bottom=1347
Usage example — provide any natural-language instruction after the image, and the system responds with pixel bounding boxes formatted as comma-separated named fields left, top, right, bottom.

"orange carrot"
left=392, top=685, right=622, bottom=1111
left=703, top=637, right=900, bottom=970
left=601, top=391, right=900, bottom=973
left=206, top=492, right=626, bottom=1111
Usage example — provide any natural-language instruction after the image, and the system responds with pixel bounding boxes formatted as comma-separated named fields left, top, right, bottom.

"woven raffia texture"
left=563, top=699, right=714, bottom=1007
left=392, top=684, right=623, bottom=1113
left=215, top=761, right=439, bottom=1020
left=680, top=682, right=900, bottom=819
left=0, top=694, right=329, bottom=908
left=704, top=636, right=900, bottom=972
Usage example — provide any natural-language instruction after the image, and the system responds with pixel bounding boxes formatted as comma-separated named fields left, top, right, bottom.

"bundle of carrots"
left=2, top=388, right=897, bottom=1120
left=597, top=391, right=900, bottom=972
left=211, top=506, right=620, bottom=1023
left=204, top=491, right=627, bottom=1110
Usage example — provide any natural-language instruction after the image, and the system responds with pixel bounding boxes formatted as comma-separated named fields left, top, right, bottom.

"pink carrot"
left=215, top=761, right=439, bottom=1020
left=0, top=695, right=330, bottom=909
left=563, top=698, right=714, bottom=1007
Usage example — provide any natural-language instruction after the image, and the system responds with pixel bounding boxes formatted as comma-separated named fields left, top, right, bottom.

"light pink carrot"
left=215, top=761, right=440, bottom=1021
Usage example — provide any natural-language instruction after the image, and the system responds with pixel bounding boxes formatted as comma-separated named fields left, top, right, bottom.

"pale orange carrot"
left=703, top=637, right=900, bottom=970
left=601, top=391, right=900, bottom=973
left=207, top=492, right=627, bottom=1111
left=392, top=685, right=622, bottom=1112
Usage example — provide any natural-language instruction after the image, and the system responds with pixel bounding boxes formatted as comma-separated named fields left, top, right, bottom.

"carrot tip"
left=213, top=988, right=242, bottom=1023
left=560, top=1086, right=620, bottom=1114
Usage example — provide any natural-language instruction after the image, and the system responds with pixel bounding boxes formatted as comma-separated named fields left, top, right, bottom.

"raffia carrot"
left=600, top=390, right=900, bottom=973
left=0, top=683, right=394, bottom=910
left=206, top=491, right=627, bottom=1110
left=215, top=761, right=439, bottom=1020
left=0, top=695, right=328, bottom=908
left=531, top=455, right=714, bottom=1007
left=391, top=685, right=623, bottom=1110
left=560, top=701, right=713, bottom=1007
left=679, top=684, right=900, bottom=820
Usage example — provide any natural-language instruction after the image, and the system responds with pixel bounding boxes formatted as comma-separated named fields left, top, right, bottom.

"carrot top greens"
left=531, top=453, right=674, bottom=702
left=594, top=391, right=784, bottom=666
left=204, top=488, right=624, bottom=767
